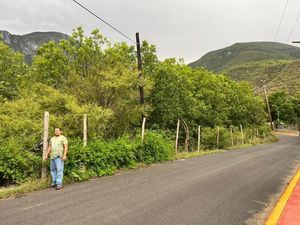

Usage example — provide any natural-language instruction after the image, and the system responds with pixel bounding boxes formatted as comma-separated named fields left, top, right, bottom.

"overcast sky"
left=1, top=0, right=300, bottom=63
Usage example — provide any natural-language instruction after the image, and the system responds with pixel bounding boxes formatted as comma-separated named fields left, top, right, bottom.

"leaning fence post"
left=83, top=114, right=87, bottom=146
left=197, top=126, right=201, bottom=152
left=141, top=117, right=146, bottom=144
left=42, top=111, right=49, bottom=179
left=175, top=119, right=180, bottom=156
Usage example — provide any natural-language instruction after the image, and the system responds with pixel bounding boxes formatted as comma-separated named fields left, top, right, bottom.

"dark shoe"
left=56, top=185, right=62, bottom=190
left=51, top=184, right=57, bottom=188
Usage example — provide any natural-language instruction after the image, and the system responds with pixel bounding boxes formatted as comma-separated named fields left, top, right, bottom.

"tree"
left=269, top=91, right=297, bottom=126
left=149, top=58, right=196, bottom=129
left=0, top=41, right=28, bottom=102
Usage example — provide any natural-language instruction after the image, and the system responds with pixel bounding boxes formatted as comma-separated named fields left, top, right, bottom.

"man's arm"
left=44, top=144, right=51, bottom=161
left=62, top=144, right=68, bottom=161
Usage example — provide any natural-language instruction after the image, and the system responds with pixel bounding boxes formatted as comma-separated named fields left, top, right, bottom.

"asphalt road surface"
left=1, top=135, right=300, bottom=225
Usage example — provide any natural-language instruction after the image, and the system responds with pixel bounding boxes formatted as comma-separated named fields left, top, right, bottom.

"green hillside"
left=189, top=42, right=300, bottom=72
left=189, top=42, right=300, bottom=94
left=223, top=60, right=300, bottom=94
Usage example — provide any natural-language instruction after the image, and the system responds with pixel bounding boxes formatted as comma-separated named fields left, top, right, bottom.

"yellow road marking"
left=265, top=167, right=300, bottom=225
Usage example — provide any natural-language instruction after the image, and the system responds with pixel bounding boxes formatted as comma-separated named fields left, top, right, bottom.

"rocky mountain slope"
left=0, top=30, right=68, bottom=63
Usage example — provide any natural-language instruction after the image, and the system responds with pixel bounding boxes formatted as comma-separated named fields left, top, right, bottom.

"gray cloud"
left=1, top=0, right=300, bottom=63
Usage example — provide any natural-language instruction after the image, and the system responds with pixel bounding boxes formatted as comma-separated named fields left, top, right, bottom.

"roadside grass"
left=0, top=136, right=278, bottom=200
left=226, top=136, right=279, bottom=151
left=0, top=179, right=49, bottom=199
left=174, top=150, right=225, bottom=160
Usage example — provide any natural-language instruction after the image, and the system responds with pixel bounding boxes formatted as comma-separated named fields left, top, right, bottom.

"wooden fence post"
left=175, top=119, right=180, bottom=156
left=141, top=117, right=146, bottom=144
left=197, top=126, right=201, bottom=152
left=42, top=111, right=49, bottom=179
left=240, top=124, right=244, bottom=145
left=83, top=114, right=87, bottom=146
left=216, top=126, right=220, bottom=149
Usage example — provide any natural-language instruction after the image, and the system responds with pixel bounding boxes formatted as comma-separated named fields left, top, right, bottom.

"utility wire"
left=273, top=0, right=289, bottom=42
left=72, top=0, right=136, bottom=44
left=287, top=13, right=300, bottom=43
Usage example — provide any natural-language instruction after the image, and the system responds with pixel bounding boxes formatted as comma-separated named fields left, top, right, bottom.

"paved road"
left=1, top=135, right=300, bottom=225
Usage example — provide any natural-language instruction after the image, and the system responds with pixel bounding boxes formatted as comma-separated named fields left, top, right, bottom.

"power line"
left=287, top=13, right=300, bottom=43
left=273, top=0, right=289, bottom=42
left=72, top=0, right=136, bottom=44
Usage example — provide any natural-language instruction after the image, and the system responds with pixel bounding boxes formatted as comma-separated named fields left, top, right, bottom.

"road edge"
left=265, top=166, right=300, bottom=225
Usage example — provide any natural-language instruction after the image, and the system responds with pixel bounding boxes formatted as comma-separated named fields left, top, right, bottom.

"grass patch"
left=174, top=150, right=225, bottom=160
left=0, top=179, right=49, bottom=199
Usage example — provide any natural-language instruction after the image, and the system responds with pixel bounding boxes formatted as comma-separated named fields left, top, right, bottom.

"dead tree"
left=180, top=119, right=190, bottom=152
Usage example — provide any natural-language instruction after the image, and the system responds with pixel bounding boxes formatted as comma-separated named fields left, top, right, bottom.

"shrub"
left=201, top=127, right=218, bottom=149
left=64, top=130, right=174, bottom=181
left=0, top=140, right=41, bottom=185
left=136, top=130, right=174, bottom=164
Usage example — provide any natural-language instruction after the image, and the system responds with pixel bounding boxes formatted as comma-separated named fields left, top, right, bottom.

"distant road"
left=1, top=135, right=300, bottom=225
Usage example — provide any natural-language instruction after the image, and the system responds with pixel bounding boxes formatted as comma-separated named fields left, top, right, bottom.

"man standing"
left=44, top=128, right=68, bottom=190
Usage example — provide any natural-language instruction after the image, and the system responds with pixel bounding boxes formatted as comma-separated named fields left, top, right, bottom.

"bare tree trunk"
left=181, top=119, right=189, bottom=152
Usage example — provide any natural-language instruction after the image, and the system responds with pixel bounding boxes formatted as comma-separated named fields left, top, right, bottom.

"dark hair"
left=54, top=127, right=62, bottom=131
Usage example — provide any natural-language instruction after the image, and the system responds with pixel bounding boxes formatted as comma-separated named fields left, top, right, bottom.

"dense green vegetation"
left=0, top=28, right=275, bottom=186
left=224, top=60, right=300, bottom=95
left=268, top=91, right=300, bottom=129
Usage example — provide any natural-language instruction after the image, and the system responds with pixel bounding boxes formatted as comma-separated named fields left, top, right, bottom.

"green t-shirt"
left=50, top=135, right=68, bottom=159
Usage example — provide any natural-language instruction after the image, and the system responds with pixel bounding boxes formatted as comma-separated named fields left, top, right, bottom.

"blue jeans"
left=50, top=157, right=64, bottom=186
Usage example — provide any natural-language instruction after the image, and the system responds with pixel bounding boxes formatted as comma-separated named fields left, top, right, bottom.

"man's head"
left=54, top=127, right=62, bottom=136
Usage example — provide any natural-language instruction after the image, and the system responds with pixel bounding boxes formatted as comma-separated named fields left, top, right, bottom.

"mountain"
left=224, top=60, right=300, bottom=94
left=189, top=42, right=300, bottom=94
left=0, top=30, right=68, bottom=63
left=189, top=42, right=300, bottom=72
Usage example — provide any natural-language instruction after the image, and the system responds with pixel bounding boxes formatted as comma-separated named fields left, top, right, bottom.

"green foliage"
left=149, top=60, right=267, bottom=129
left=136, top=130, right=174, bottom=164
left=29, top=27, right=145, bottom=136
left=0, top=83, right=113, bottom=149
left=149, top=59, right=196, bottom=128
left=269, top=91, right=300, bottom=126
left=201, top=127, right=230, bottom=149
left=221, top=59, right=300, bottom=95
left=64, top=130, right=173, bottom=181
left=0, top=42, right=28, bottom=101
left=223, top=60, right=291, bottom=88
left=199, top=125, right=272, bottom=150
left=0, top=139, right=40, bottom=185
